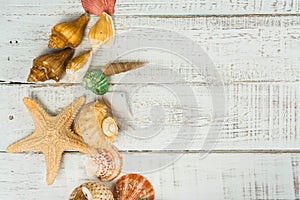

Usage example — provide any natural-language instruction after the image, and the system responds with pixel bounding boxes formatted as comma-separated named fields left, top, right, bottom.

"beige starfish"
left=6, top=96, right=89, bottom=185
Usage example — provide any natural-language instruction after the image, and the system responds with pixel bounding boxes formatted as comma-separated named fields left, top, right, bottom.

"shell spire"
left=27, top=48, right=75, bottom=82
left=49, top=13, right=89, bottom=49
left=101, top=62, right=148, bottom=76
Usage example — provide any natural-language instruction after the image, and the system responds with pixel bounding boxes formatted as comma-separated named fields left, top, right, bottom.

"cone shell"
left=27, top=48, right=74, bottom=82
left=74, top=101, right=118, bottom=149
left=62, top=50, right=92, bottom=82
left=114, top=174, right=155, bottom=200
left=49, top=13, right=89, bottom=49
left=88, top=12, right=115, bottom=51
left=82, top=71, right=109, bottom=95
left=69, top=182, right=114, bottom=200
left=81, top=0, right=116, bottom=16
left=85, top=146, right=122, bottom=182
left=101, top=62, right=148, bottom=76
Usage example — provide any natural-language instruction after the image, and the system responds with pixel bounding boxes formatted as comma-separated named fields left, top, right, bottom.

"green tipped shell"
left=82, top=71, right=109, bottom=95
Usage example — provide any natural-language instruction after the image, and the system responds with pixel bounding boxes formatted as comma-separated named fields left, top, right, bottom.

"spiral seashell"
left=27, top=48, right=74, bottom=82
left=81, top=0, right=116, bottom=16
left=74, top=101, right=118, bottom=149
left=114, top=174, right=155, bottom=200
left=49, top=13, right=89, bottom=49
left=82, top=71, right=109, bottom=95
left=62, top=50, right=92, bottom=83
left=101, top=62, right=148, bottom=76
left=69, top=182, right=114, bottom=200
left=88, top=12, right=115, bottom=51
left=85, top=146, right=122, bottom=182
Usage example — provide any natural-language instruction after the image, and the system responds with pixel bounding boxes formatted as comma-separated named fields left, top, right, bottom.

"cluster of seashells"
left=27, top=1, right=147, bottom=95
left=70, top=174, right=155, bottom=200
left=25, top=0, right=155, bottom=198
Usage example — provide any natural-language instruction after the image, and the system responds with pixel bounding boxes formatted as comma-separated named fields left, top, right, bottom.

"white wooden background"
left=1, top=0, right=300, bottom=199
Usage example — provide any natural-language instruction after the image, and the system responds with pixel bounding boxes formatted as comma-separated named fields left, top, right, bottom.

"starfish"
left=6, top=96, right=89, bottom=185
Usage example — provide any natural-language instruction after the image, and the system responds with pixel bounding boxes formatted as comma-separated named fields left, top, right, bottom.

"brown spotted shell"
left=85, top=146, right=122, bottom=182
left=114, top=174, right=155, bottom=200
left=74, top=101, right=118, bottom=149
left=69, top=182, right=114, bottom=200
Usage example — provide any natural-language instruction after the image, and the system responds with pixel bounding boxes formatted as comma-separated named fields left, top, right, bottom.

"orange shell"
left=114, top=174, right=155, bottom=200
left=49, top=13, right=89, bottom=49
left=85, top=146, right=122, bottom=182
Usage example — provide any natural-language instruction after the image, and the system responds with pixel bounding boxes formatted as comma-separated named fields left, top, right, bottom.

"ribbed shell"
left=27, top=48, right=74, bottom=82
left=85, top=146, right=122, bottom=182
left=101, top=62, right=147, bottom=76
left=81, top=0, right=116, bottom=16
left=69, top=182, right=114, bottom=200
left=114, top=174, right=155, bottom=200
left=74, top=101, right=118, bottom=149
left=82, top=71, right=109, bottom=95
left=48, top=13, right=89, bottom=49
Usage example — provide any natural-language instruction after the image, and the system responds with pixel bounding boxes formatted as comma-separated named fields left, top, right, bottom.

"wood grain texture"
left=1, top=15, right=300, bottom=83
left=1, top=0, right=300, bottom=17
left=1, top=83, right=299, bottom=151
left=0, top=152, right=299, bottom=200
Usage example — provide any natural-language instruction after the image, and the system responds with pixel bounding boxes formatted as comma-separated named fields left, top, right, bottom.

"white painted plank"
left=1, top=15, right=300, bottom=83
left=1, top=0, right=299, bottom=17
left=1, top=83, right=300, bottom=151
left=0, top=152, right=298, bottom=200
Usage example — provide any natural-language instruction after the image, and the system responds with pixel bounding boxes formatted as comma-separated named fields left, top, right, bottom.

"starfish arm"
left=56, top=96, right=85, bottom=129
left=43, top=146, right=64, bottom=185
left=6, top=133, right=42, bottom=153
left=64, top=132, right=89, bottom=154
left=23, top=97, right=49, bottom=129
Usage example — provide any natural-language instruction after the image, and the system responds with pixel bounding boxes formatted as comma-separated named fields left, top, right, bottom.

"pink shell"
left=114, top=174, right=155, bottom=200
left=85, top=146, right=122, bottom=182
left=81, top=0, right=116, bottom=16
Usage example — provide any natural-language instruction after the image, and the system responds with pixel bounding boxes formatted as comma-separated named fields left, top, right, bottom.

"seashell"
left=82, top=71, right=109, bottom=95
left=81, top=0, right=116, bottom=16
left=88, top=12, right=115, bottom=51
left=74, top=101, right=118, bottom=149
left=85, top=146, right=122, bottom=182
left=27, top=48, right=74, bottom=82
left=114, top=174, right=155, bottom=200
left=62, top=50, right=92, bottom=83
left=102, top=92, right=135, bottom=131
left=69, top=182, right=114, bottom=200
left=49, top=13, right=89, bottom=49
left=101, top=62, right=148, bottom=76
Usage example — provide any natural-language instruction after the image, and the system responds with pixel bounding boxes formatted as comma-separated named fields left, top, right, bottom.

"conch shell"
left=62, top=50, right=92, bottom=83
left=101, top=62, right=148, bottom=76
left=85, top=146, right=122, bottom=182
left=88, top=12, right=114, bottom=51
left=69, top=182, right=114, bottom=200
left=27, top=48, right=74, bottom=82
left=82, top=71, right=109, bottom=95
left=49, top=13, right=89, bottom=49
left=74, top=101, right=118, bottom=149
left=114, top=174, right=155, bottom=200
left=81, top=0, right=116, bottom=16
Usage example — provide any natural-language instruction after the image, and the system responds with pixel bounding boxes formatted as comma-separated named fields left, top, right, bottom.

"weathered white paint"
left=0, top=153, right=299, bottom=200
left=1, top=15, right=300, bottom=83
left=1, top=0, right=300, bottom=199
